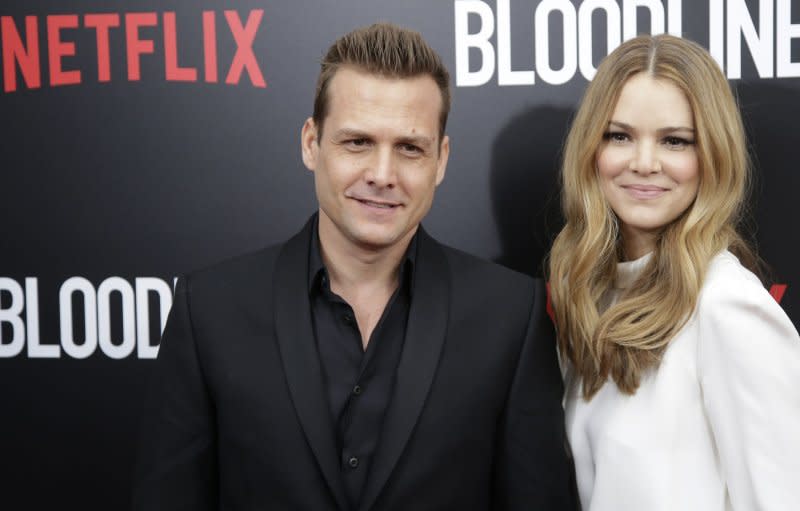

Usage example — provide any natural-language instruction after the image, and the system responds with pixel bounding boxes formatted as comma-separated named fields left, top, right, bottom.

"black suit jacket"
left=132, top=219, right=576, bottom=511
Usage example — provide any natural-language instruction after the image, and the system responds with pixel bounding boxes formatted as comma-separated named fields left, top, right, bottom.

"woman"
left=549, top=34, right=800, bottom=510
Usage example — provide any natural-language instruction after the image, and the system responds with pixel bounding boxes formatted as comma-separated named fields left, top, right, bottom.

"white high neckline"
left=614, top=252, right=653, bottom=290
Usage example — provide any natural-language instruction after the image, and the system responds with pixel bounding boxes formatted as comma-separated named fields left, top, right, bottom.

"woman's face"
left=596, top=72, right=700, bottom=259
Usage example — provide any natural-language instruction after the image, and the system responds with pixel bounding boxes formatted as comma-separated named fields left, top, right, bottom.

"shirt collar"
left=307, top=214, right=418, bottom=296
left=614, top=251, right=653, bottom=290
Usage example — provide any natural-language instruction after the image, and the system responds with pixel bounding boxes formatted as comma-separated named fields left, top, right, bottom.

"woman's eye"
left=603, top=131, right=629, bottom=143
left=663, top=136, right=694, bottom=148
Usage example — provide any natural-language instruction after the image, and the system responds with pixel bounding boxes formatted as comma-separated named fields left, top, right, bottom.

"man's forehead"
left=322, top=67, right=442, bottom=133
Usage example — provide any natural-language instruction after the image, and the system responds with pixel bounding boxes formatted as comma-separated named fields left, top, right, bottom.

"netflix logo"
left=0, top=9, right=266, bottom=92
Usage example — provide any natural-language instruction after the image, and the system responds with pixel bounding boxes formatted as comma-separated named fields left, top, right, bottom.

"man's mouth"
left=354, top=198, right=399, bottom=209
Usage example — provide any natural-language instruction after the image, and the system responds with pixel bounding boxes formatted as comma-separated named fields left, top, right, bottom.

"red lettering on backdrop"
left=1, top=16, right=41, bottom=92
left=224, top=10, right=265, bottom=87
left=770, top=284, right=787, bottom=304
left=1, top=10, right=267, bottom=91
left=125, top=12, right=157, bottom=81
left=47, top=15, right=81, bottom=86
left=545, top=283, right=554, bottom=323
left=203, top=11, right=218, bottom=83
left=163, top=12, right=197, bottom=82
left=84, top=14, right=119, bottom=82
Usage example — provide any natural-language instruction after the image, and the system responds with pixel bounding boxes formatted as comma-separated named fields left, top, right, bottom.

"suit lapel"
left=273, top=217, right=349, bottom=511
left=358, top=228, right=450, bottom=511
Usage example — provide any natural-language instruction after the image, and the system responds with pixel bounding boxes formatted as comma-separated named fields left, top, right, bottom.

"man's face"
left=301, top=66, right=449, bottom=253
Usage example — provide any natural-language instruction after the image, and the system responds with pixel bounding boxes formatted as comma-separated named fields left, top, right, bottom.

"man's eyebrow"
left=397, top=134, right=435, bottom=147
left=332, top=129, right=436, bottom=147
left=608, top=120, right=695, bottom=133
left=332, top=128, right=371, bottom=139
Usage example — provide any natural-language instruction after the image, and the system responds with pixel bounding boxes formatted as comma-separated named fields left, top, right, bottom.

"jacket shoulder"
left=438, top=242, right=539, bottom=303
left=700, top=250, right=766, bottom=303
left=181, top=243, right=284, bottom=297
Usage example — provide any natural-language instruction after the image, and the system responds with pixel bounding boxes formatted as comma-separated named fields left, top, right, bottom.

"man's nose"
left=364, top=146, right=397, bottom=188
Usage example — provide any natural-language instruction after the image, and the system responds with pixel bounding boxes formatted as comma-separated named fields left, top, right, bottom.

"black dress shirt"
left=308, top=223, right=416, bottom=509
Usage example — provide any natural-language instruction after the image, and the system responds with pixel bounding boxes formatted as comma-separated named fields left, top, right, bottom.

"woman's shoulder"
left=695, top=249, right=798, bottom=357
left=699, top=249, right=766, bottom=303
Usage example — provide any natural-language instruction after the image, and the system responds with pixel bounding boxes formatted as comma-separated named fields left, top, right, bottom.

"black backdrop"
left=1, top=1, right=798, bottom=509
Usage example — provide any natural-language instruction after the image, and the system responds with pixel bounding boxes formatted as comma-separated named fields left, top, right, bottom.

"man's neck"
left=317, top=212, right=415, bottom=298
left=317, top=212, right=416, bottom=348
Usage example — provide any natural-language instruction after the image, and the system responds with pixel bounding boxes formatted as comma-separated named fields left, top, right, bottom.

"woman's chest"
left=565, top=323, right=711, bottom=456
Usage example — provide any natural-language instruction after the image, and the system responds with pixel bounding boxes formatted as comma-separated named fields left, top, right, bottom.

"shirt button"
left=348, top=456, right=359, bottom=468
left=352, top=385, right=362, bottom=395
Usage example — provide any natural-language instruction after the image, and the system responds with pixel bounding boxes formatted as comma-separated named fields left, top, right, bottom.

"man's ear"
left=301, top=117, right=318, bottom=171
left=435, top=135, right=450, bottom=186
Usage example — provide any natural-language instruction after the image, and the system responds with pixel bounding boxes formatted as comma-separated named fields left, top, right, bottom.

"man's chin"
left=351, top=235, right=401, bottom=252
left=347, top=226, right=412, bottom=252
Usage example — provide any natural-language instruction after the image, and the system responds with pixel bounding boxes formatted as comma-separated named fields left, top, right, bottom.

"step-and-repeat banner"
left=1, top=1, right=797, bottom=508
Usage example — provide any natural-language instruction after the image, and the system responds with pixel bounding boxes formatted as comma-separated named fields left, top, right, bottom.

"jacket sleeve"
left=131, top=276, right=218, bottom=511
left=493, top=279, right=579, bottom=510
left=697, top=268, right=800, bottom=510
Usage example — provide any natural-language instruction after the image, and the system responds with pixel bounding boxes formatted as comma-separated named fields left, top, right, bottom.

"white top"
left=564, top=250, right=800, bottom=511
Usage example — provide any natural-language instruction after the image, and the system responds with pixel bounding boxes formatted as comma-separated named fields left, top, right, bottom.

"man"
left=132, top=23, right=575, bottom=511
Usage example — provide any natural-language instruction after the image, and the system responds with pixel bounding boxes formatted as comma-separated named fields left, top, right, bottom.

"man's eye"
left=344, top=138, right=371, bottom=149
left=399, top=143, right=422, bottom=154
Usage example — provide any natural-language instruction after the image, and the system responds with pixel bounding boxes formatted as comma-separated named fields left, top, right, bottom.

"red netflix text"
left=1, top=9, right=265, bottom=92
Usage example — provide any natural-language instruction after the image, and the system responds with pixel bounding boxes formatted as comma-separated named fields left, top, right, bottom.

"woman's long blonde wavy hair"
left=548, top=34, right=759, bottom=399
